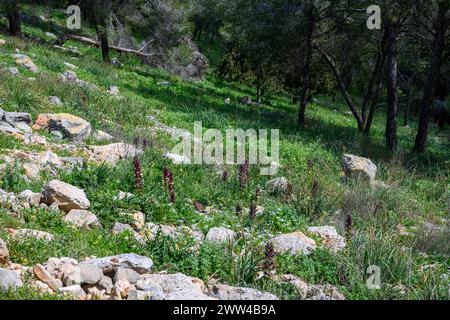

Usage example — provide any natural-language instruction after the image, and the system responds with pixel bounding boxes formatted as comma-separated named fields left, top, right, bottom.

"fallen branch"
left=66, top=34, right=152, bottom=58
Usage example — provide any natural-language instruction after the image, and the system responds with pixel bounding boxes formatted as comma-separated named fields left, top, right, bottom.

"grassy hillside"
left=0, top=6, right=448, bottom=300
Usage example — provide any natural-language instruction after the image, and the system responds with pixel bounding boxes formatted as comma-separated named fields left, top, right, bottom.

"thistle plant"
left=238, top=160, right=249, bottom=189
left=222, top=170, right=229, bottom=181
left=263, top=242, right=276, bottom=275
left=133, top=156, right=143, bottom=192
left=163, top=167, right=176, bottom=203
left=236, top=204, right=242, bottom=216
left=249, top=202, right=256, bottom=221
left=345, top=213, right=353, bottom=240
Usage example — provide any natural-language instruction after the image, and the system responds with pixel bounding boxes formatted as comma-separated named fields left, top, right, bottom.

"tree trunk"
left=385, top=20, right=399, bottom=152
left=404, top=98, right=411, bottom=127
left=413, top=4, right=449, bottom=152
left=95, top=24, right=110, bottom=63
left=317, top=46, right=364, bottom=131
left=362, top=31, right=387, bottom=122
left=7, top=7, right=21, bottom=36
left=298, top=1, right=314, bottom=126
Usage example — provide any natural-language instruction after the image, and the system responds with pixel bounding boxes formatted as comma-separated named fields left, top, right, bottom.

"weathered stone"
left=82, top=253, right=153, bottom=274
left=63, top=62, right=78, bottom=70
left=307, top=226, right=346, bottom=252
left=58, top=285, right=86, bottom=299
left=112, top=222, right=134, bottom=235
left=4, top=112, right=32, bottom=125
left=0, top=39, right=5, bottom=46
left=273, top=274, right=308, bottom=299
left=48, top=96, right=62, bottom=105
left=29, top=279, right=53, bottom=294
left=136, top=273, right=214, bottom=300
left=342, top=154, right=377, bottom=182
left=64, top=209, right=100, bottom=229
left=15, top=57, right=38, bottom=72
left=271, top=232, right=316, bottom=255
left=114, top=267, right=140, bottom=284
left=112, top=279, right=132, bottom=300
left=205, top=227, right=235, bottom=244
left=9, top=229, right=54, bottom=241
left=127, top=289, right=162, bottom=300
left=123, top=210, right=146, bottom=229
left=17, top=190, right=41, bottom=208
left=79, top=263, right=103, bottom=285
left=45, top=32, right=57, bottom=39
left=307, top=284, right=346, bottom=300
left=209, top=284, right=279, bottom=300
left=88, top=143, right=142, bottom=165
left=61, top=264, right=81, bottom=286
left=42, top=180, right=90, bottom=212
left=108, top=86, right=120, bottom=96
left=142, top=223, right=203, bottom=243
left=0, top=239, right=9, bottom=265
left=97, top=276, right=114, bottom=293
left=47, top=113, right=91, bottom=142
left=0, top=268, right=23, bottom=291
left=33, top=264, right=60, bottom=291
left=6, top=67, right=20, bottom=76
left=92, top=130, right=114, bottom=142
left=266, top=177, right=291, bottom=195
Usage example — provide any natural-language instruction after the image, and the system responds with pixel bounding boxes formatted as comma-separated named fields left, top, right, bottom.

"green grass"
left=0, top=6, right=448, bottom=300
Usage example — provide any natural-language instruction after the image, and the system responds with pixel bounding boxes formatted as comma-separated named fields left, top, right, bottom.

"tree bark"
left=298, top=1, right=314, bottom=126
left=7, top=6, right=21, bottom=36
left=385, top=19, right=399, bottom=152
left=413, top=4, right=449, bottom=152
left=317, top=46, right=364, bottom=131
left=362, top=31, right=387, bottom=123
left=95, top=24, right=110, bottom=63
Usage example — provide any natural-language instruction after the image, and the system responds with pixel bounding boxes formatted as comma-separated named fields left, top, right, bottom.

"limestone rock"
left=266, top=177, right=291, bottom=195
left=88, top=143, right=142, bottom=165
left=97, top=276, right=114, bottom=293
left=273, top=274, right=308, bottom=299
left=58, top=285, right=86, bottom=299
left=119, top=211, right=145, bottom=229
left=42, top=180, right=90, bottom=212
left=307, top=226, right=346, bottom=252
left=112, top=279, right=132, bottom=299
left=33, top=264, right=61, bottom=291
left=271, top=232, right=316, bottom=255
left=15, top=57, right=39, bottom=73
left=0, top=268, right=23, bottom=291
left=64, top=210, right=100, bottom=229
left=342, top=154, right=377, bottom=182
left=205, top=227, right=235, bottom=244
left=82, top=253, right=153, bottom=274
left=9, top=229, right=54, bottom=241
left=47, top=113, right=91, bottom=142
left=136, top=273, right=214, bottom=300
left=209, top=284, right=279, bottom=300
left=79, top=264, right=103, bottom=285
left=114, top=267, right=140, bottom=284
left=108, top=86, right=120, bottom=96
left=92, top=130, right=114, bottom=142
left=307, top=284, right=346, bottom=300
left=48, top=96, right=62, bottom=105
left=0, top=239, right=9, bottom=265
